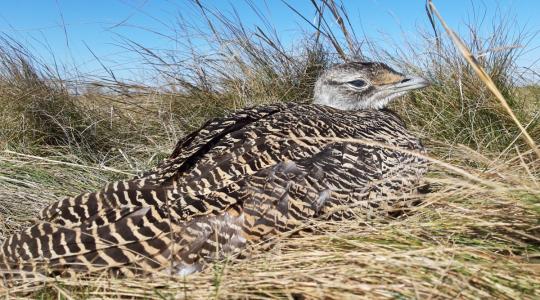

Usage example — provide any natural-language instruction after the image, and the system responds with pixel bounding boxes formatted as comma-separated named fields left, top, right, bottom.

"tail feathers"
left=1, top=205, right=176, bottom=286
left=0, top=239, right=172, bottom=288
left=1, top=204, right=249, bottom=286
left=38, top=178, right=177, bottom=227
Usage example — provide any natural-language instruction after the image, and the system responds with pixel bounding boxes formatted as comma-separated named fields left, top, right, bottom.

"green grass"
left=0, top=0, right=539, bottom=298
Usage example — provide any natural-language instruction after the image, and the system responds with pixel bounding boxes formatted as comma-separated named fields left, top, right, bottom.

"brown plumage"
left=0, top=61, right=429, bottom=286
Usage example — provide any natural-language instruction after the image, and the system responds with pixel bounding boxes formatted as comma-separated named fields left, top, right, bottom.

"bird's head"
left=313, top=61, right=429, bottom=110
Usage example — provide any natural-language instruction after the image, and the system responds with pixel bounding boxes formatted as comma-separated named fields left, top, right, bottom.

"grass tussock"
left=0, top=36, right=181, bottom=165
left=0, top=0, right=539, bottom=298
left=0, top=36, right=128, bottom=158
left=384, top=17, right=539, bottom=156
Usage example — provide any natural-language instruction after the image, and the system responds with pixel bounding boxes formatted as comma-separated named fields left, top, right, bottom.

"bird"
left=0, top=61, right=429, bottom=286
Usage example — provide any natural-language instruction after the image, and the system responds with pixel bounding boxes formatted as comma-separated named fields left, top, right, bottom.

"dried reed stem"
left=428, top=0, right=540, bottom=159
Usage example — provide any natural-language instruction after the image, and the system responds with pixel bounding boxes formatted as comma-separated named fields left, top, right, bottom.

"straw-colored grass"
left=1, top=148, right=538, bottom=299
left=0, top=0, right=539, bottom=298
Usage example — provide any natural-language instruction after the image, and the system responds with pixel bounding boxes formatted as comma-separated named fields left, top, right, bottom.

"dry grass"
left=0, top=0, right=539, bottom=298
left=1, top=148, right=538, bottom=299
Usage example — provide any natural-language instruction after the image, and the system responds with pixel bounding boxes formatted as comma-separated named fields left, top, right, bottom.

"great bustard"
left=0, top=61, right=429, bottom=285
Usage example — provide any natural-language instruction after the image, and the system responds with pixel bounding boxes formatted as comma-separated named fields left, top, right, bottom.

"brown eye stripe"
left=371, top=71, right=405, bottom=85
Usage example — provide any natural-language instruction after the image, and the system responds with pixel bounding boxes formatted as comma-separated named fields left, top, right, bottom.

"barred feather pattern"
left=0, top=103, right=427, bottom=286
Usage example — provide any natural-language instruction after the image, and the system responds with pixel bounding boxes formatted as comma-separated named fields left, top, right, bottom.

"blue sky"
left=0, top=0, right=538, bottom=82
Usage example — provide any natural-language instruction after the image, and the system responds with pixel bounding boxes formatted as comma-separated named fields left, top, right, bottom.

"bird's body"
left=0, top=62, right=429, bottom=286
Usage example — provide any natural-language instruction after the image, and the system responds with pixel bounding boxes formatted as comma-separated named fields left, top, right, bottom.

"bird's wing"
left=37, top=103, right=295, bottom=225
left=174, top=138, right=428, bottom=272
left=234, top=139, right=427, bottom=243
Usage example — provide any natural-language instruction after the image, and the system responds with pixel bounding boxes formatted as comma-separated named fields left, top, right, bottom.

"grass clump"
left=0, top=36, right=180, bottom=165
left=386, top=14, right=539, bottom=155
left=0, top=36, right=104, bottom=157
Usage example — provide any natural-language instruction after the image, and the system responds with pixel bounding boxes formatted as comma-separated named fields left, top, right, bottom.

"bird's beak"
left=392, top=76, right=430, bottom=92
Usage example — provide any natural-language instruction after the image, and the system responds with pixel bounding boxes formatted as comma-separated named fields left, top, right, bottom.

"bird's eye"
left=347, top=79, right=367, bottom=88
